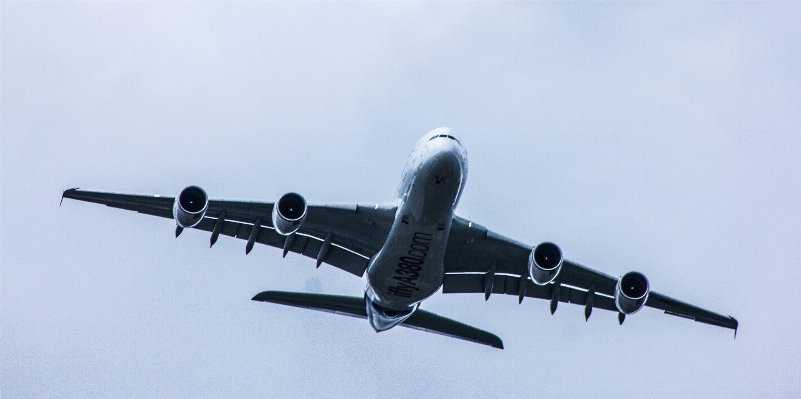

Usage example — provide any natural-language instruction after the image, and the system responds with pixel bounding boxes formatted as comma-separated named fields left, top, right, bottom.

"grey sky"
left=2, top=2, right=800, bottom=398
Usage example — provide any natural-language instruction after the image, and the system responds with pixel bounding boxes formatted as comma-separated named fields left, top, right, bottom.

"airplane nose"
left=429, top=155, right=454, bottom=182
left=427, top=137, right=460, bottom=165
left=426, top=127, right=461, bottom=146
left=424, top=144, right=464, bottom=190
left=427, top=126, right=456, bottom=137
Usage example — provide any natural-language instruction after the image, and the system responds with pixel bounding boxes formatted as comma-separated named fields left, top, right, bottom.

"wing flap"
left=62, top=189, right=174, bottom=210
left=194, top=216, right=368, bottom=276
left=206, top=200, right=273, bottom=225
left=135, top=207, right=174, bottom=219
left=63, top=189, right=176, bottom=220
left=442, top=273, right=618, bottom=312
left=560, top=260, right=618, bottom=297
left=646, top=292, right=738, bottom=331
left=442, top=274, right=735, bottom=330
left=252, top=290, right=503, bottom=349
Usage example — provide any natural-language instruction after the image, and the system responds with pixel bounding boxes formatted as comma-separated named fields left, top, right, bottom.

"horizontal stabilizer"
left=252, top=290, right=368, bottom=319
left=252, top=291, right=503, bottom=349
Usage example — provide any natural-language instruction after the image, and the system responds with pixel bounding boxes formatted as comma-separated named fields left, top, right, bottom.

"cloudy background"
left=2, top=2, right=800, bottom=398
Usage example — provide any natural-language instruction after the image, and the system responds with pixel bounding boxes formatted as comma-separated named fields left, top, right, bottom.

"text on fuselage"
left=387, top=232, right=432, bottom=298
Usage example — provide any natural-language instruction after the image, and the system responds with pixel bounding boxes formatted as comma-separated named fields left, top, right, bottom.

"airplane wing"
left=443, top=215, right=739, bottom=333
left=61, top=189, right=738, bottom=334
left=252, top=291, right=504, bottom=349
left=61, top=189, right=397, bottom=276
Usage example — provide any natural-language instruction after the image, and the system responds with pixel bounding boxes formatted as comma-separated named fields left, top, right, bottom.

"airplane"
left=61, top=127, right=738, bottom=349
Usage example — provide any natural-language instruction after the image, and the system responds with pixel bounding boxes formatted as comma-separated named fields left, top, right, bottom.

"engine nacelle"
left=615, top=271, right=650, bottom=314
left=528, top=242, right=563, bottom=285
left=272, top=192, right=308, bottom=235
left=173, top=186, right=209, bottom=228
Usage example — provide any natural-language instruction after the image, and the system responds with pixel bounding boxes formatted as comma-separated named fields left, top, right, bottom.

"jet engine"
left=173, top=186, right=209, bottom=228
left=614, top=271, right=650, bottom=314
left=272, top=192, right=308, bottom=235
left=528, top=242, right=563, bottom=285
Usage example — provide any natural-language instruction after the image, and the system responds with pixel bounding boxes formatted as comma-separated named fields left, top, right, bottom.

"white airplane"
left=62, top=127, right=738, bottom=349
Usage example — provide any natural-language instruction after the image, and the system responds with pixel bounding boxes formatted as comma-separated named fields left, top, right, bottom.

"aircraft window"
left=429, top=134, right=460, bottom=144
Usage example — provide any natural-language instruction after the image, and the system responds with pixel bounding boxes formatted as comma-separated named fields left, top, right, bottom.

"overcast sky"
left=2, top=2, right=800, bottom=398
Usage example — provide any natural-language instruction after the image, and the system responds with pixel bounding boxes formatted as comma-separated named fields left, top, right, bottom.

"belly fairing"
left=364, top=286, right=417, bottom=331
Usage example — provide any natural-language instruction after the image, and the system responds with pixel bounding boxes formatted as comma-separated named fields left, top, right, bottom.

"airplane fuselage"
left=364, top=128, right=468, bottom=331
left=61, top=126, right=740, bottom=345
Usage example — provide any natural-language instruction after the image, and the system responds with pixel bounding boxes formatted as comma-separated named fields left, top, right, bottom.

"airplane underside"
left=60, top=127, right=738, bottom=351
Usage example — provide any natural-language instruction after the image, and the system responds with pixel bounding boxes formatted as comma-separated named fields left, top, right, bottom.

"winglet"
left=732, top=316, right=739, bottom=339
left=60, top=188, right=79, bottom=206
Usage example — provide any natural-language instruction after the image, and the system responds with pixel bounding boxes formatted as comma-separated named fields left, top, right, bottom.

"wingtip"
left=251, top=291, right=277, bottom=302
left=731, top=316, right=739, bottom=339
left=60, top=187, right=79, bottom=206
left=482, top=334, right=504, bottom=350
left=493, top=338, right=504, bottom=350
left=482, top=331, right=504, bottom=349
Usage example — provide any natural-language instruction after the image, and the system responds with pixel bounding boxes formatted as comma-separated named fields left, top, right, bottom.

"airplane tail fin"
left=252, top=291, right=503, bottom=349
